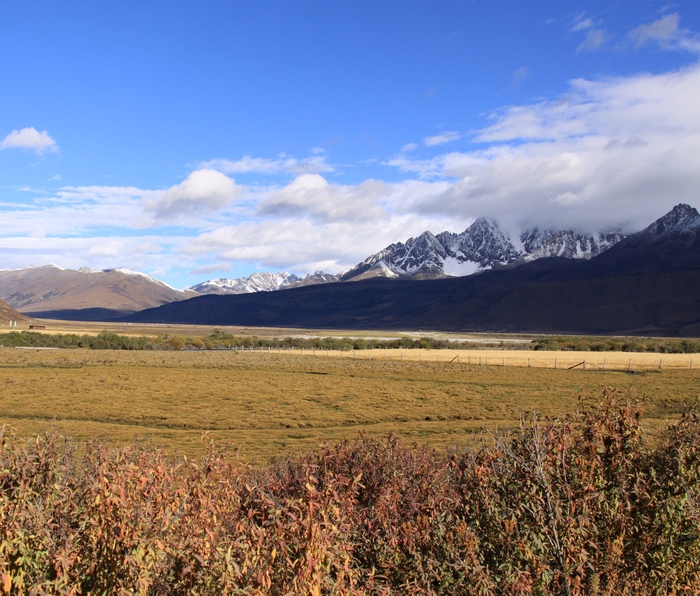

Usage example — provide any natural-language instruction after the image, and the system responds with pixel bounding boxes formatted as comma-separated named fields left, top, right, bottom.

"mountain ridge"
left=120, top=204, right=700, bottom=336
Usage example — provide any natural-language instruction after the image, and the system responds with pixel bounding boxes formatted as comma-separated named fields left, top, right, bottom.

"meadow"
left=1, top=346, right=697, bottom=461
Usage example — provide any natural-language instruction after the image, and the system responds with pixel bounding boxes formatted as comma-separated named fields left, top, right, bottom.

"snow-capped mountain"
left=341, top=218, right=625, bottom=281
left=188, top=271, right=302, bottom=295
left=622, top=203, right=700, bottom=244
left=520, top=229, right=624, bottom=261
left=125, top=204, right=700, bottom=337
left=190, top=271, right=342, bottom=296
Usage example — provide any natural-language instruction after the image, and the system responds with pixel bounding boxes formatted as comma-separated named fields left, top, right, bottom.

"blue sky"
left=2, top=1, right=700, bottom=289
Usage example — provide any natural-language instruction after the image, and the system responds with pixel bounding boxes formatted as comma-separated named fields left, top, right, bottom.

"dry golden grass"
left=1, top=347, right=698, bottom=461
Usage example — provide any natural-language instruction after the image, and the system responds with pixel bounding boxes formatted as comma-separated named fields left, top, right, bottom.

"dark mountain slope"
left=123, top=205, right=700, bottom=336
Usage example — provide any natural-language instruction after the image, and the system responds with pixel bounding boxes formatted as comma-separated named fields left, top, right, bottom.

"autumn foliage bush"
left=1, top=391, right=699, bottom=594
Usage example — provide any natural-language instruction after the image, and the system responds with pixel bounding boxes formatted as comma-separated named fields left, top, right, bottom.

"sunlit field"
left=1, top=346, right=697, bottom=461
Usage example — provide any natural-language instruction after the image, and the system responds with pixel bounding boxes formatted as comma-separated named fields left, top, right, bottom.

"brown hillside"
left=0, top=265, right=197, bottom=314
left=0, top=297, right=30, bottom=322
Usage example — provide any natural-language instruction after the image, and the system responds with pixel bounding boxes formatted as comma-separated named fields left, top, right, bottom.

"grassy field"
left=1, top=347, right=698, bottom=461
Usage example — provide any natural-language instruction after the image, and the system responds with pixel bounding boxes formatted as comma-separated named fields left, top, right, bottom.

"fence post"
left=603, top=358, right=606, bottom=370
left=457, top=354, right=460, bottom=364
left=583, top=361, right=587, bottom=371
left=659, top=359, right=663, bottom=369
left=528, top=357, right=531, bottom=367
left=554, top=357, right=557, bottom=369
left=502, top=357, right=505, bottom=367
left=628, top=359, right=632, bottom=371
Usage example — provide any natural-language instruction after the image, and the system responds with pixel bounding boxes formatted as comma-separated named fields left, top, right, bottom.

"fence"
left=227, top=346, right=697, bottom=371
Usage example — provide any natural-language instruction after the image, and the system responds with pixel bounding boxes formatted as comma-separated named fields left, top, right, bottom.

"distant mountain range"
left=188, top=271, right=339, bottom=295
left=1, top=205, right=698, bottom=335
left=185, top=219, right=625, bottom=295
left=1, top=218, right=629, bottom=313
left=338, top=219, right=624, bottom=282
left=122, top=204, right=700, bottom=337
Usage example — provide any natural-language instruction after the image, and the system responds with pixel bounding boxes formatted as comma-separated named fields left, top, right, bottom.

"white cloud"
left=4, top=61, right=700, bottom=285
left=628, top=13, right=679, bottom=48
left=572, top=17, right=594, bottom=32
left=627, top=13, right=700, bottom=54
left=146, top=169, right=242, bottom=218
left=184, top=209, right=462, bottom=274
left=0, top=185, right=157, bottom=236
left=385, top=63, right=700, bottom=233
left=577, top=29, right=609, bottom=53
left=200, top=153, right=333, bottom=175
left=401, top=142, right=418, bottom=152
left=424, top=131, right=461, bottom=147
left=1, top=127, right=58, bottom=155
left=0, top=234, right=190, bottom=282
left=257, top=174, right=388, bottom=223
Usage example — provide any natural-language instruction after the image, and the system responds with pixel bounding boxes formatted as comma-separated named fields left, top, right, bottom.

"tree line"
left=1, top=329, right=699, bottom=352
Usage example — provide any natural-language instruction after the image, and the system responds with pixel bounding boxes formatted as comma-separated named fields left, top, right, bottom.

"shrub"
left=1, top=394, right=698, bottom=594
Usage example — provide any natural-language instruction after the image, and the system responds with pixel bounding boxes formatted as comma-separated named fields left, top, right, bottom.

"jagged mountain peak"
left=639, top=203, right=700, bottom=240
left=341, top=214, right=632, bottom=282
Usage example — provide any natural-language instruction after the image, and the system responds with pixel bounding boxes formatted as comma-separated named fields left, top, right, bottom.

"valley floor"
left=1, top=348, right=697, bottom=461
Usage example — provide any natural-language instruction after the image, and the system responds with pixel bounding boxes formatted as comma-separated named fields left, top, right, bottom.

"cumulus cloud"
left=200, top=153, right=333, bottom=175
left=147, top=169, right=242, bottom=218
left=257, top=174, right=388, bottom=223
left=1, top=127, right=58, bottom=155
left=424, top=131, right=461, bottom=147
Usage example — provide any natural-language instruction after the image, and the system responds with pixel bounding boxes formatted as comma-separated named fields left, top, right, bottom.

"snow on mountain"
left=520, top=229, right=624, bottom=261
left=188, top=271, right=303, bottom=295
left=630, top=203, right=700, bottom=243
left=341, top=218, right=626, bottom=282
